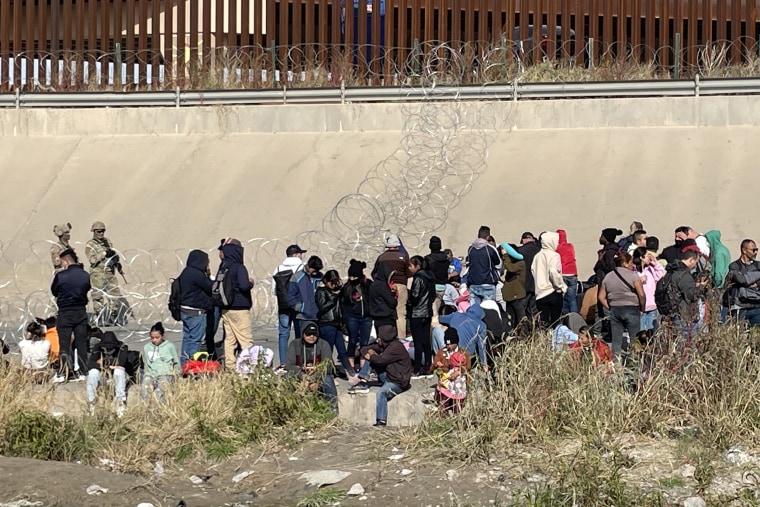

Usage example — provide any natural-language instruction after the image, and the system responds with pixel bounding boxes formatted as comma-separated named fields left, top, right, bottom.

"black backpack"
left=168, top=278, right=182, bottom=321
left=273, top=269, right=293, bottom=311
left=212, top=267, right=235, bottom=308
left=654, top=271, right=678, bottom=316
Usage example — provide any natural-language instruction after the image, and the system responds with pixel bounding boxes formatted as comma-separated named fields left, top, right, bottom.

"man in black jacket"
left=348, top=324, right=413, bottom=427
left=724, top=239, right=760, bottom=326
left=51, top=249, right=91, bottom=383
left=369, top=263, right=398, bottom=331
left=218, top=239, right=254, bottom=369
left=85, top=331, right=131, bottom=417
left=425, top=236, right=449, bottom=322
left=178, top=250, right=213, bottom=366
left=517, top=232, right=541, bottom=321
left=466, top=226, right=502, bottom=305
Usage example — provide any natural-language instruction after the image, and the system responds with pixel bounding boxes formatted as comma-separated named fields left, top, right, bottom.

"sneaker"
left=274, top=365, right=287, bottom=376
left=88, top=403, right=95, bottom=416
left=373, top=420, right=387, bottom=428
left=51, top=374, right=66, bottom=384
left=72, top=374, right=86, bottom=382
left=421, top=391, right=436, bottom=404
left=348, top=381, right=369, bottom=394
left=115, top=401, right=125, bottom=418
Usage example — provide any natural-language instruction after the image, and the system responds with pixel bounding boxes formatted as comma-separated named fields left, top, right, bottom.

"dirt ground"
left=2, top=425, right=759, bottom=507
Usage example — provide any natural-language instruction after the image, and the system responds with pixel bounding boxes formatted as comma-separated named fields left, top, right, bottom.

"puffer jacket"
left=315, top=286, right=343, bottom=328
left=407, top=269, right=435, bottom=319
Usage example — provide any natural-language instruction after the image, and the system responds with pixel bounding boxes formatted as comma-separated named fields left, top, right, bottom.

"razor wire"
left=0, top=42, right=503, bottom=343
left=1, top=38, right=759, bottom=91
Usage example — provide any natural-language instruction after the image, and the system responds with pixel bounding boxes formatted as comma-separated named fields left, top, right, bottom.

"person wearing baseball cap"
left=272, top=244, right=309, bottom=372
left=51, top=222, right=73, bottom=272
left=284, top=321, right=337, bottom=412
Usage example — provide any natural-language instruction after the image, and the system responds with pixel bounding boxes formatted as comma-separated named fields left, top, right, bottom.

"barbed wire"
left=1, top=38, right=759, bottom=91
left=0, top=42, right=501, bottom=342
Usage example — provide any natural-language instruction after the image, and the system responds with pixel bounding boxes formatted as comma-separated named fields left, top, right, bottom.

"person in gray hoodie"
left=285, top=321, right=338, bottom=412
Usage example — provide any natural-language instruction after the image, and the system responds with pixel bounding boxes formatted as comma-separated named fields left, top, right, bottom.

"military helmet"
left=91, top=221, right=106, bottom=232
left=53, top=222, right=72, bottom=237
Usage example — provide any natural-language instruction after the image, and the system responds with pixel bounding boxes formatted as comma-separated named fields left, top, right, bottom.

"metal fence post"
left=674, top=33, right=681, bottom=79
left=413, top=38, right=420, bottom=83
left=588, top=38, right=594, bottom=69
left=501, top=35, right=507, bottom=81
left=270, top=41, right=277, bottom=89
left=115, top=43, right=122, bottom=88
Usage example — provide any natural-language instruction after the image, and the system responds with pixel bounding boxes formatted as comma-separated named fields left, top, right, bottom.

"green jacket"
left=143, top=340, right=180, bottom=377
left=705, top=230, right=731, bottom=288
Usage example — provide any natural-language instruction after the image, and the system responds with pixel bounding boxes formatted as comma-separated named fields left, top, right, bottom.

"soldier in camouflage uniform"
left=85, top=221, right=124, bottom=326
left=51, top=222, right=73, bottom=272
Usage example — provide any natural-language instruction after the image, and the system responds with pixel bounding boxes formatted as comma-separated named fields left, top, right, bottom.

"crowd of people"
left=18, top=220, right=760, bottom=422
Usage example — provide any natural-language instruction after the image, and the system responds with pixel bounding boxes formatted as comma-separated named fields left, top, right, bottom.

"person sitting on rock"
left=285, top=321, right=338, bottom=413
left=19, top=321, right=50, bottom=382
left=348, top=324, right=413, bottom=428
left=86, top=331, right=130, bottom=417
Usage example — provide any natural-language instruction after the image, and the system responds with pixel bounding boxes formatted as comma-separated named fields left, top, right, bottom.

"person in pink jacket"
left=632, top=247, right=666, bottom=331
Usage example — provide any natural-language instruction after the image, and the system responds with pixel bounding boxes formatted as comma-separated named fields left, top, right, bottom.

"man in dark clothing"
left=177, top=250, right=213, bottom=366
left=287, top=255, right=324, bottom=338
left=593, top=228, right=622, bottom=340
left=218, top=239, right=254, bottom=369
left=369, top=262, right=398, bottom=332
left=285, top=321, right=338, bottom=412
left=51, top=249, right=91, bottom=383
left=348, top=324, right=413, bottom=427
left=661, top=250, right=700, bottom=334
left=517, top=232, right=541, bottom=321
left=425, top=236, right=449, bottom=321
left=724, top=239, right=760, bottom=326
left=372, top=234, right=410, bottom=338
left=467, top=226, right=502, bottom=305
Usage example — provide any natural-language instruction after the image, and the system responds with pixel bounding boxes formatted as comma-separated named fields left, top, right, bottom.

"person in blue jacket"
left=287, top=255, right=324, bottom=339
left=433, top=304, right=488, bottom=370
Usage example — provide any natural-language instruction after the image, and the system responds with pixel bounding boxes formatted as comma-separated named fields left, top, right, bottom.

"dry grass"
left=0, top=367, right=336, bottom=474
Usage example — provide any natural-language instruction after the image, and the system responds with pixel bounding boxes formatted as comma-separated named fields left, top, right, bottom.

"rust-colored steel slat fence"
left=0, top=0, right=758, bottom=90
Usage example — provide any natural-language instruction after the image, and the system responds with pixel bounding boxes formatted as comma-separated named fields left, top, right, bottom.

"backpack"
left=654, top=271, right=678, bottom=316
left=211, top=266, right=235, bottom=308
left=273, top=269, right=293, bottom=311
left=168, top=278, right=182, bottom=321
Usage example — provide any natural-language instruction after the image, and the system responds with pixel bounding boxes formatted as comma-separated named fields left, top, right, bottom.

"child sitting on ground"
left=19, top=322, right=51, bottom=382
left=437, top=351, right=467, bottom=415
left=568, top=326, right=612, bottom=367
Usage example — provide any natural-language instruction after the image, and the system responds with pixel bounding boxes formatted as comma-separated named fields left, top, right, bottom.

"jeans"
left=610, top=305, right=641, bottom=359
left=432, top=326, right=445, bottom=353
left=410, top=317, right=432, bottom=373
left=87, top=367, right=126, bottom=404
left=736, top=307, right=760, bottom=327
left=277, top=310, right=300, bottom=365
left=345, top=314, right=373, bottom=366
left=562, top=276, right=579, bottom=314
left=536, top=292, right=563, bottom=329
left=141, top=375, right=174, bottom=403
left=469, top=284, right=496, bottom=305
left=56, top=307, right=89, bottom=376
left=357, top=362, right=404, bottom=422
left=180, top=312, right=206, bottom=366
left=640, top=310, right=660, bottom=331
left=319, top=325, right=352, bottom=373
left=319, top=374, right=339, bottom=413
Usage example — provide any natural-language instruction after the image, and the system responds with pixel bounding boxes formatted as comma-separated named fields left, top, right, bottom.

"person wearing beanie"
left=348, top=324, right=413, bottom=427
left=341, top=259, right=373, bottom=372
left=285, top=321, right=338, bottom=412
left=51, top=222, right=74, bottom=273
left=372, top=234, right=410, bottom=337
left=429, top=327, right=471, bottom=375
left=425, top=236, right=450, bottom=324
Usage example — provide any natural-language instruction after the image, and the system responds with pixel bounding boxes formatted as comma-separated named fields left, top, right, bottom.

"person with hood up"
left=466, top=226, right=502, bottom=305
left=435, top=305, right=488, bottom=368
left=372, top=234, right=410, bottom=339
left=424, top=236, right=449, bottom=322
left=177, top=249, right=213, bottom=366
left=285, top=322, right=338, bottom=412
left=556, top=230, right=579, bottom=315
left=369, top=262, right=398, bottom=332
left=500, top=243, right=529, bottom=333
left=705, top=230, right=730, bottom=289
left=348, top=324, right=413, bottom=428
left=341, top=259, right=373, bottom=372
left=407, top=255, right=436, bottom=377
left=532, top=231, right=568, bottom=329
left=218, top=239, right=254, bottom=369
left=86, top=331, right=131, bottom=416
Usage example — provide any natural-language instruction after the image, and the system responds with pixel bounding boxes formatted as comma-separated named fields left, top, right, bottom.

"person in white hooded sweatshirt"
left=531, top=231, right=568, bottom=329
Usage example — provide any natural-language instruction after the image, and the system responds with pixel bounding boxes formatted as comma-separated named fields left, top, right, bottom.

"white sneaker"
left=51, top=374, right=66, bottom=384
left=73, top=375, right=86, bottom=382
left=115, top=401, right=125, bottom=418
left=88, top=403, right=95, bottom=416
